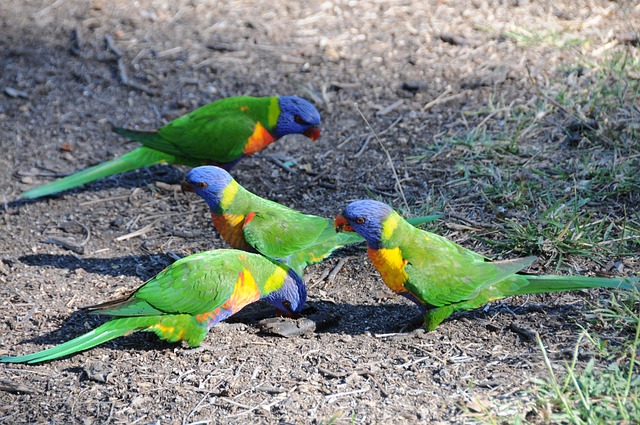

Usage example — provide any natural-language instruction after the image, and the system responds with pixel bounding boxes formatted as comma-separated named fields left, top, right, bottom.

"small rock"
left=84, top=360, right=110, bottom=383
left=400, top=81, right=426, bottom=93
left=258, top=317, right=316, bottom=337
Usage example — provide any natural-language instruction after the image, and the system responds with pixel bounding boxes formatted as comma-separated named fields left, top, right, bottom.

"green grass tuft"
left=412, top=48, right=640, bottom=263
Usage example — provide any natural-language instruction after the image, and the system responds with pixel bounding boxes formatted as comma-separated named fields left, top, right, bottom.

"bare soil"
left=1, top=1, right=638, bottom=424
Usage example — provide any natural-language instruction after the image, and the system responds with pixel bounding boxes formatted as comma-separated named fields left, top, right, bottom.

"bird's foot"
left=176, top=343, right=214, bottom=356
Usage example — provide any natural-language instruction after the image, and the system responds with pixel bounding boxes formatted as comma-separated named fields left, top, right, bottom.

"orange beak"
left=181, top=181, right=194, bottom=193
left=334, top=214, right=354, bottom=233
left=303, top=126, right=321, bottom=141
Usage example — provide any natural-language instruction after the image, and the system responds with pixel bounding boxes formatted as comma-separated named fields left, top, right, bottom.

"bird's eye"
left=355, top=217, right=366, bottom=225
left=294, top=114, right=308, bottom=125
left=283, top=300, right=292, bottom=310
left=197, top=182, right=208, bottom=189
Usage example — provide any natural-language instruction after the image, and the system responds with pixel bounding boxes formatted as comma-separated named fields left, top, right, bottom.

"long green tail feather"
left=112, top=127, right=157, bottom=142
left=516, top=275, right=639, bottom=295
left=20, top=147, right=176, bottom=199
left=0, top=317, right=154, bottom=364
left=424, top=275, right=637, bottom=331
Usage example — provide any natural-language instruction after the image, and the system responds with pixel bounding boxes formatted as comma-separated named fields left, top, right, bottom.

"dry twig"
left=354, top=103, right=409, bottom=211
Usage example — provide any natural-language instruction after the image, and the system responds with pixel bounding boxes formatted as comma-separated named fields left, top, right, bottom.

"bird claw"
left=396, top=313, right=424, bottom=333
left=176, top=344, right=213, bottom=356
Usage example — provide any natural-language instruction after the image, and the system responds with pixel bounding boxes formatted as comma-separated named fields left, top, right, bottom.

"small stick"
left=353, top=135, right=372, bottom=158
left=321, top=83, right=333, bottom=113
left=110, top=41, right=157, bottom=96
left=296, top=84, right=323, bottom=105
left=116, top=58, right=129, bottom=85
left=124, top=79, right=159, bottom=96
left=317, top=181, right=337, bottom=190
left=445, top=213, right=502, bottom=231
left=327, top=81, right=361, bottom=90
left=309, top=169, right=329, bottom=183
left=395, top=356, right=431, bottom=369
left=75, top=220, right=92, bottom=246
left=165, top=250, right=183, bottom=261
left=0, top=379, right=37, bottom=394
left=309, top=267, right=332, bottom=287
left=217, top=397, right=252, bottom=410
left=79, top=194, right=130, bottom=206
left=105, top=402, right=115, bottom=425
left=376, top=99, right=403, bottom=116
left=354, top=103, right=409, bottom=211
left=266, top=155, right=293, bottom=173
left=318, top=367, right=344, bottom=379
left=423, top=90, right=465, bottom=112
left=41, top=220, right=91, bottom=254
left=70, top=26, right=84, bottom=56
left=336, top=134, right=355, bottom=149
left=155, top=181, right=182, bottom=192
left=378, top=116, right=403, bottom=136
left=325, top=386, right=370, bottom=402
left=114, top=223, right=154, bottom=242
left=42, top=237, right=85, bottom=254
left=104, top=34, right=123, bottom=57
left=326, top=257, right=348, bottom=282
left=509, top=323, right=537, bottom=342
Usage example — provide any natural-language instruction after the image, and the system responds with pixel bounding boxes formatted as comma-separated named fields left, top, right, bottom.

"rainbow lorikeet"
left=20, top=96, right=321, bottom=199
left=334, top=200, right=638, bottom=331
left=183, top=166, right=440, bottom=274
left=1, top=249, right=306, bottom=364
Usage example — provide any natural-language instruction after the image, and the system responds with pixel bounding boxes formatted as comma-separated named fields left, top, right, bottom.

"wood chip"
left=509, top=323, right=537, bottom=342
left=439, top=33, right=481, bottom=47
left=0, top=379, right=37, bottom=394
left=3, top=87, right=29, bottom=99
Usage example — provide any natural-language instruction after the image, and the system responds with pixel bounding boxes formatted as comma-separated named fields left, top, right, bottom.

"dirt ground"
left=1, top=1, right=638, bottom=423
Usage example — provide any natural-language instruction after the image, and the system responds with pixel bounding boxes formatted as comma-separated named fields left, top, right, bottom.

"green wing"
left=153, top=115, right=258, bottom=162
left=399, top=227, right=535, bottom=307
left=242, top=208, right=330, bottom=260
left=284, top=227, right=364, bottom=274
left=96, top=251, right=242, bottom=317
left=117, top=97, right=272, bottom=163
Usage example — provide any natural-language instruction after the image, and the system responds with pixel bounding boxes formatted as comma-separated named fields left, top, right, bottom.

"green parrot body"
left=184, top=166, right=439, bottom=274
left=20, top=96, right=321, bottom=199
left=335, top=200, right=638, bottom=330
left=1, top=249, right=306, bottom=363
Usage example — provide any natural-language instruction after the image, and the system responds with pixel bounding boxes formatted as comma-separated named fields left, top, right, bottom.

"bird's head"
left=334, top=200, right=393, bottom=249
left=264, top=268, right=307, bottom=316
left=274, top=96, right=321, bottom=141
left=183, top=166, right=234, bottom=212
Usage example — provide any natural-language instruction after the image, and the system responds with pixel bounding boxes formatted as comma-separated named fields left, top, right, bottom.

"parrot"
left=1, top=249, right=306, bottom=364
left=20, top=96, right=321, bottom=199
left=334, top=199, right=639, bottom=331
left=182, top=166, right=441, bottom=274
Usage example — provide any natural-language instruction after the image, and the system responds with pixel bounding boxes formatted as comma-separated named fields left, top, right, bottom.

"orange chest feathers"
left=243, top=122, right=276, bottom=156
left=367, top=246, right=409, bottom=294
left=210, top=212, right=255, bottom=252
